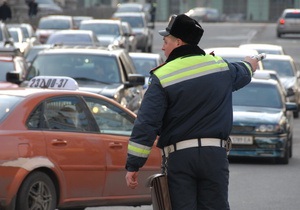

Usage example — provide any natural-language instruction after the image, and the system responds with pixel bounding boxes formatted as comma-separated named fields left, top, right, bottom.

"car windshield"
left=25, top=48, right=46, bottom=62
left=262, top=60, right=294, bottom=77
left=80, top=23, right=120, bottom=36
left=0, top=95, right=24, bottom=122
left=233, top=82, right=282, bottom=108
left=131, top=58, right=157, bottom=76
left=38, top=19, right=71, bottom=29
left=116, top=16, right=144, bottom=28
left=46, top=34, right=92, bottom=44
left=26, top=53, right=121, bottom=83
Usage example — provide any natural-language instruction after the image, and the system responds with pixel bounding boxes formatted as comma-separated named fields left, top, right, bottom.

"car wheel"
left=16, top=171, right=57, bottom=210
left=277, top=31, right=282, bottom=38
left=276, top=143, right=289, bottom=164
left=293, top=110, right=299, bottom=118
left=289, top=138, right=293, bottom=158
left=147, top=45, right=152, bottom=53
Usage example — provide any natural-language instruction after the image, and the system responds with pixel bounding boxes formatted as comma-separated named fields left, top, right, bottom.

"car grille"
left=232, top=125, right=255, bottom=133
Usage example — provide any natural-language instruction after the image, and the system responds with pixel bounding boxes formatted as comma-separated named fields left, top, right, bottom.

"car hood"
left=97, top=35, right=117, bottom=46
left=233, top=106, right=283, bottom=124
left=77, top=80, right=123, bottom=99
left=280, top=77, right=296, bottom=89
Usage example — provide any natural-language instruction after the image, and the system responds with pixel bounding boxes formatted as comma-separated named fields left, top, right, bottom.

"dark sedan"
left=11, top=46, right=144, bottom=113
left=229, top=77, right=297, bottom=164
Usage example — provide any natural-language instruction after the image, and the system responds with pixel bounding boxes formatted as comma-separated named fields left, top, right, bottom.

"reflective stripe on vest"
left=154, top=55, right=229, bottom=88
left=128, top=141, right=152, bottom=158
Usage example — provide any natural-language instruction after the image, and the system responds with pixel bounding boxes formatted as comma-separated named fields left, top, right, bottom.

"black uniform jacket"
left=126, top=44, right=252, bottom=171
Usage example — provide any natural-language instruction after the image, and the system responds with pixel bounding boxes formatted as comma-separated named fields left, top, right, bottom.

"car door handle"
left=109, top=142, right=123, bottom=149
left=51, top=139, right=67, bottom=146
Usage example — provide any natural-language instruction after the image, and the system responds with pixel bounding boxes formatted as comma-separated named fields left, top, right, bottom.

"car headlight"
left=114, top=92, right=120, bottom=101
left=113, top=40, right=120, bottom=46
left=256, top=124, right=284, bottom=133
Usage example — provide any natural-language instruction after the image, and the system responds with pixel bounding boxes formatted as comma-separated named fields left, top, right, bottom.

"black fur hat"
left=159, top=14, right=204, bottom=45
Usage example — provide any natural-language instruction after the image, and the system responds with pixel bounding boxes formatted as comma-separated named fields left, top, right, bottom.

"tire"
left=147, top=44, right=152, bottom=53
left=16, top=171, right=57, bottom=210
left=289, top=138, right=293, bottom=158
left=277, top=31, right=282, bottom=38
left=293, top=110, right=299, bottom=118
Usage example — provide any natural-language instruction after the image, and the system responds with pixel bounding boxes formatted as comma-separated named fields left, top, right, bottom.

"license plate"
left=230, top=136, right=253, bottom=145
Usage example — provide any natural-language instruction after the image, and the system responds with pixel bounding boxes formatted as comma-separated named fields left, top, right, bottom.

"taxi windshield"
left=0, top=95, right=24, bottom=122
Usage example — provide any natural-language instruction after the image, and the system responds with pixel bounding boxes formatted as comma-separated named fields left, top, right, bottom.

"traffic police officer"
left=125, top=14, right=259, bottom=210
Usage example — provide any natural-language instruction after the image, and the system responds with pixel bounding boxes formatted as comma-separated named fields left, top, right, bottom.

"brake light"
left=279, top=18, right=285, bottom=24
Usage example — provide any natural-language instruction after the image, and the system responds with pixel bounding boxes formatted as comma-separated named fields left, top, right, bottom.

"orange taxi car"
left=0, top=76, right=161, bottom=210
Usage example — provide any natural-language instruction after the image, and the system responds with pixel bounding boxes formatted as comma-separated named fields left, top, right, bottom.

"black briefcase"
left=147, top=173, right=172, bottom=210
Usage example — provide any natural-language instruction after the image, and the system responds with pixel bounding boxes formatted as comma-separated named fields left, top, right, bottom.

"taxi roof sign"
left=28, top=76, right=79, bottom=90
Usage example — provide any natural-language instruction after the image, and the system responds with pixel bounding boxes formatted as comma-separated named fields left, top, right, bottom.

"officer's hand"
left=244, top=56, right=259, bottom=73
left=125, top=171, right=138, bottom=189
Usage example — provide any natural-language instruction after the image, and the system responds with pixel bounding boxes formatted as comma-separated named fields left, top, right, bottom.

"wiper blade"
left=73, top=77, right=110, bottom=84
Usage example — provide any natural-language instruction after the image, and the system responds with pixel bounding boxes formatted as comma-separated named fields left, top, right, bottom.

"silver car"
left=276, top=8, right=300, bottom=38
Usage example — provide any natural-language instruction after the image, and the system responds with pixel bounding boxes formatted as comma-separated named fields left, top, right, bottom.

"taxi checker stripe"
left=156, top=59, right=228, bottom=88
left=128, top=141, right=152, bottom=158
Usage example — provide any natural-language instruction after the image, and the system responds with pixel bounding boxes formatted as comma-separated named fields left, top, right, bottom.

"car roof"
left=80, top=19, right=122, bottom=24
left=250, top=77, right=278, bottom=86
left=204, top=47, right=259, bottom=57
left=283, top=8, right=300, bottom=13
left=113, top=12, right=146, bottom=17
left=0, top=87, right=128, bottom=109
left=33, top=45, right=125, bottom=56
left=263, top=54, right=293, bottom=61
left=129, top=52, right=162, bottom=59
left=50, top=29, right=94, bottom=35
left=117, top=2, right=143, bottom=8
left=40, top=15, right=73, bottom=20
left=239, top=43, right=283, bottom=50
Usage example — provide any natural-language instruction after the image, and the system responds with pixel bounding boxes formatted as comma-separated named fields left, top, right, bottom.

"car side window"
left=27, top=96, right=93, bottom=132
left=83, top=96, right=134, bottom=135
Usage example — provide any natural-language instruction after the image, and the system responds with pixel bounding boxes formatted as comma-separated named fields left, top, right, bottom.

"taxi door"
left=42, top=96, right=106, bottom=200
left=82, top=96, right=162, bottom=198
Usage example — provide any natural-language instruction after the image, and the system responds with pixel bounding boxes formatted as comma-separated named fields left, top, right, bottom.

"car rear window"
left=0, top=95, right=24, bottom=122
left=285, top=12, right=300, bottom=19
left=233, top=83, right=282, bottom=108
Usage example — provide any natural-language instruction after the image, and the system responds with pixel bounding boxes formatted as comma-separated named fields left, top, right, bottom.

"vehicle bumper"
left=135, top=35, right=147, bottom=49
left=229, top=136, right=287, bottom=158
left=277, top=27, right=300, bottom=34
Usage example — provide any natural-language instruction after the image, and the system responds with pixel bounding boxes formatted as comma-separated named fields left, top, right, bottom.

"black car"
left=230, top=77, right=297, bottom=164
left=9, top=45, right=144, bottom=113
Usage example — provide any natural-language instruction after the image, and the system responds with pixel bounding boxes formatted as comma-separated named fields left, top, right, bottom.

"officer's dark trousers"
left=167, top=147, right=230, bottom=210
